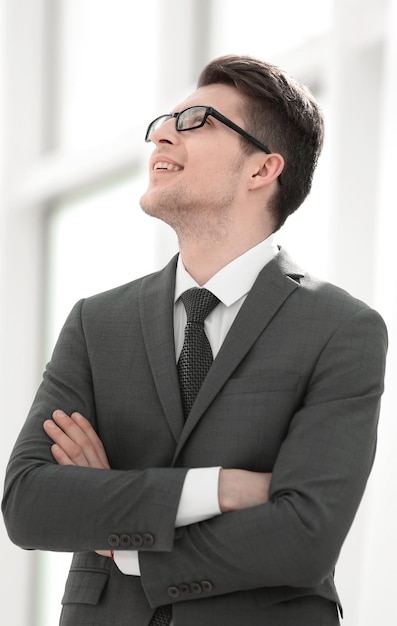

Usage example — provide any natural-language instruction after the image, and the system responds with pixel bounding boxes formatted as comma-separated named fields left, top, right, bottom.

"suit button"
left=167, top=586, right=180, bottom=599
left=201, top=580, right=213, bottom=593
left=131, top=534, right=143, bottom=547
left=178, top=583, right=190, bottom=596
left=190, top=582, right=202, bottom=594
left=143, top=533, right=155, bottom=547
left=107, top=534, right=120, bottom=547
left=120, top=534, right=131, bottom=547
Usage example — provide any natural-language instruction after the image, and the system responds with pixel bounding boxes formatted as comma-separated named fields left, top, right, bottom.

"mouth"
left=153, top=160, right=183, bottom=172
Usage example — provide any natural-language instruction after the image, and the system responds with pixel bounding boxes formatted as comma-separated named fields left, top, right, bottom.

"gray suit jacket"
left=2, top=249, right=387, bottom=625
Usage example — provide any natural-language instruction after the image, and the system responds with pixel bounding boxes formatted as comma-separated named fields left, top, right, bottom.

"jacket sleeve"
left=2, top=299, right=188, bottom=554
left=139, top=306, right=387, bottom=607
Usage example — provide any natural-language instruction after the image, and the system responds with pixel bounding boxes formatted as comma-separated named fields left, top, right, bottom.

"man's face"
left=140, top=83, right=253, bottom=237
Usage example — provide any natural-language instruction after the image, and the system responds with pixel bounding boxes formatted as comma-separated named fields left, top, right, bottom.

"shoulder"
left=84, top=276, right=145, bottom=307
left=273, top=247, right=387, bottom=332
left=77, top=255, right=178, bottom=319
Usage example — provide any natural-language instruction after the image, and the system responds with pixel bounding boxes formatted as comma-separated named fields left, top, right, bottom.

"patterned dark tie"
left=149, top=604, right=173, bottom=626
left=178, top=288, right=220, bottom=418
left=149, top=289, right=219, bottom=626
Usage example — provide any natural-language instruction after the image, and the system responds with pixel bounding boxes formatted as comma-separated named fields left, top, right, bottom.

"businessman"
left=2, top=55, right=387, bottom=625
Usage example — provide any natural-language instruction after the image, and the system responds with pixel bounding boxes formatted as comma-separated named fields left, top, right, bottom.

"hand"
left=44, top=410, right=113, bottom=558
left=43, top=410, right=110, bottom=469
left=96, top=550, right=113, bottom=558
left=218, top=469, right=272, bottom=513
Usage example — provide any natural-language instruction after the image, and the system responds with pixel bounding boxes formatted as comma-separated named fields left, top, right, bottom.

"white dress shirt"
left=114, top=235, right=278, bottom=576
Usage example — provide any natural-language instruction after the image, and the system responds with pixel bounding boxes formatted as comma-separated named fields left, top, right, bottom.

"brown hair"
left=198, top=55, right=325, bottom=231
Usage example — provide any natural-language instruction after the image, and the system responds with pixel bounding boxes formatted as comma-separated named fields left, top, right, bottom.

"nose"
left=149, top=116, right=179, bottom=146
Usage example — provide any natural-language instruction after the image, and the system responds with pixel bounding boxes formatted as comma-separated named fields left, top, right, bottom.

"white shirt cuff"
left=113, top=550, right=141, bottom=576
left=175, top=466, right=221, bottom=527
left=113, top=467, right=221, bottom=575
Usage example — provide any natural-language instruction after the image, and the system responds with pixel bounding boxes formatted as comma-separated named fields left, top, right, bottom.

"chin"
left=140, top=192, right=173, bottom=226
left=141, top=186, right=178, bottom=216
left=139, top=190, right=158, bottom=217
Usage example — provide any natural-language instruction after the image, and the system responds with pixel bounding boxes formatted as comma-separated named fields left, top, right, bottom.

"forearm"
left=3, top=459, right=188, bottom=552
left=113, top=467, right=273, bottom=575
left=139, top=475, right=351, bottom=607
left=139, top=501, right=311, bottom=607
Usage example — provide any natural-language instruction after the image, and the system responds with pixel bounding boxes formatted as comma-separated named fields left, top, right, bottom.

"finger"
left=51, top=410, right=110, bottom=469
left=95, top=550, right=113, bottom=557
left=70, top=412, right=110, bottom=469
left=44, top=419, right=90, bottom=467
left=50, top=443, right=75, bottom=466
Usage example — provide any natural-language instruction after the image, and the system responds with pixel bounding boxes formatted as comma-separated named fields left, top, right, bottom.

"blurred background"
left=0, top=0, right=396, bottom=624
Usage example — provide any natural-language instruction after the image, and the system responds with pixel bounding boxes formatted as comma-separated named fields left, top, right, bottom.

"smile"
left=153, top=161, right=183, bottom=172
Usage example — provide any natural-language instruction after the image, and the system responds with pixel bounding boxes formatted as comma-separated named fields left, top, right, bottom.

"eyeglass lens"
left=146, top=115, right=173, bottom=139
left=176, top=107, right=207, bottom=130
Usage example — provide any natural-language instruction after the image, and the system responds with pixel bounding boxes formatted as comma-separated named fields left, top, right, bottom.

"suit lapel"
left=139, top=255, right=185, bottom=443
left=172, top=249, right=304, bottom=461
left=139, top=249, right=304, bottom=456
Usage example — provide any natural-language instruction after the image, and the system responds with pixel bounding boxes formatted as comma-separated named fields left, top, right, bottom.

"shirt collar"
left=175, top=235, right=278, bottom=307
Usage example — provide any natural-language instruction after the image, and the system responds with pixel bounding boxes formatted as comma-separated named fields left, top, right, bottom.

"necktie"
left=149, top=605, right=173, bottom=626
left=177, top=287, right=220, bottom=418
left=150, top=289, right=219, bottom=626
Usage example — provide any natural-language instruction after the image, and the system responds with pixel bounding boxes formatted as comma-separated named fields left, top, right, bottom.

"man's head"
left=141, top=80, right=283, bottom=242
left=141, top=54, right=324, bottom=239
left=198, top=55, right=325, bottom=231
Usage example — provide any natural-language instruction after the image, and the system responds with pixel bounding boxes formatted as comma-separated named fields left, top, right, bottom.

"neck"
left=178, top=228, right=273, bottom=285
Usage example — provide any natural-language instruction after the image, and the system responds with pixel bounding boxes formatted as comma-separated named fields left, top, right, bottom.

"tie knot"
left=180, top=288, right=220, bottom=324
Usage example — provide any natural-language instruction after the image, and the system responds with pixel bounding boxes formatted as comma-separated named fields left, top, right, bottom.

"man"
left=2, top=55, right=387, bottom=625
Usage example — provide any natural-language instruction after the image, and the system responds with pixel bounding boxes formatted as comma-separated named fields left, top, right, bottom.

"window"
left=2, top=2, right=394, bottom=625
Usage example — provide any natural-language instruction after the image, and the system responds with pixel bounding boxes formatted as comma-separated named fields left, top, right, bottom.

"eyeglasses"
left=145, top=105, right=283, bottom=185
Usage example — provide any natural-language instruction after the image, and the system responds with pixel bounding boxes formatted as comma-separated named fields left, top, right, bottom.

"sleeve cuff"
left=113, top=550, right=141, bottom=576
left=175, top=466, right=222, bottom=527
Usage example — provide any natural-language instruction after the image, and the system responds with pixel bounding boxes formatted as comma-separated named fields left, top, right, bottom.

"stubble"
left=140, top=158, right=243, bottom=244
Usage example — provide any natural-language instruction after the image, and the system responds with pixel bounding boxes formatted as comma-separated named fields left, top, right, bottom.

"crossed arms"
left=44, top=408, right=273, bottom=562
left=2, top=290, right=388, bottom=606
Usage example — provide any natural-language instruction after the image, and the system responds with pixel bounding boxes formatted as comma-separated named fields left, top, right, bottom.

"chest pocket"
left=222, top=371, right=301, bottom=394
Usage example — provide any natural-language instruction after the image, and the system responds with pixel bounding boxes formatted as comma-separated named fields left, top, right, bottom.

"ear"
left=248, top=153, right=284, bottom=190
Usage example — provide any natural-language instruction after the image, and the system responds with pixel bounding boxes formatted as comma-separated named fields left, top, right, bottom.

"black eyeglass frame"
left=145, top=105, right=283, bottom=185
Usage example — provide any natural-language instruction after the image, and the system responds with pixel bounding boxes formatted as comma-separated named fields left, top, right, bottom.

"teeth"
left=154, top=161, right=182, bottom=171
